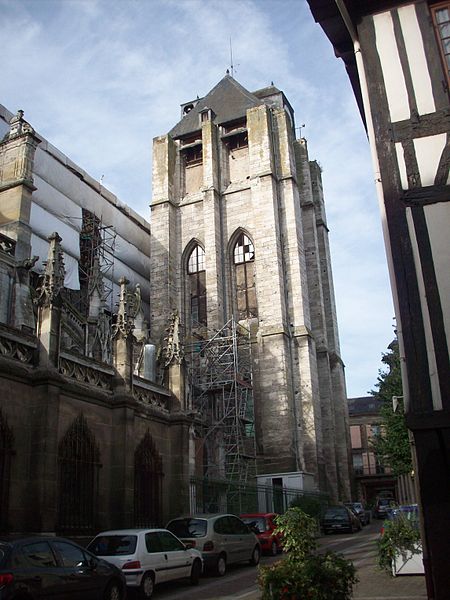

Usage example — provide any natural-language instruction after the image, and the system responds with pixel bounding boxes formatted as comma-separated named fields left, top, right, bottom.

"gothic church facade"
left=150, top=75, right=351, bottom=499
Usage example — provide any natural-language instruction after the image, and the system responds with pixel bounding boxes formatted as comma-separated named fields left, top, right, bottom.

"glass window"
left=53, top=541, right=87, bottom=568
left=187, top=245, right=207, bottom=326
left=158, top=531, right=185, bottom=552
left=145, top=532, right=163, bottom=553
left=233, top=233, right=257, bottom=319
left=167, top=518, right=208, bottom=538
left=19, top=542, right=57, bottom=568
left=87, top=534, right=137, bottom=556
left=432, top=3, right=450, bottom=86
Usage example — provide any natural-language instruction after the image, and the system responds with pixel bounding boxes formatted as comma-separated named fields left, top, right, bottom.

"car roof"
left=240, top=513, right=276, bottom=517
left=92, top=529, right=168, bottom=536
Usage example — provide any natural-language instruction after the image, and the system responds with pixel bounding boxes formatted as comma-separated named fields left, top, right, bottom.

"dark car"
left=240, top=513, right=282, bottom=556
left=322, top=505, right=362, bottom=534
left=344, top=502, right=371, bottom=525
left=0, top=536, right=126, bottom=600
left=374, top=497, right=397, bottom=519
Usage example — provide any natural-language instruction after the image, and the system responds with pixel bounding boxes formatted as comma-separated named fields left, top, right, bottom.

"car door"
left=144, top=531, right=168, bottom=584
left=51, top=540, right=102, bottom=600
left=157, top=530, right=192, bottom=582
left=13, top=540, right=71, bottom=599
left=230, top=516, right=255, bottom=561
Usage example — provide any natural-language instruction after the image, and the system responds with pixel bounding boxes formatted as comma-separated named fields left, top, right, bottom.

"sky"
left=0, top=0, right=395, bottom=397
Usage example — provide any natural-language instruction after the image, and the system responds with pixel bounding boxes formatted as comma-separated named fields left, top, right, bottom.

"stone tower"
left=150, top=75, right=350, bottom=499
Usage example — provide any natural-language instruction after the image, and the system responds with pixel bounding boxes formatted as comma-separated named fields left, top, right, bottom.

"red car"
left=240, top=513, right=282, bottom=556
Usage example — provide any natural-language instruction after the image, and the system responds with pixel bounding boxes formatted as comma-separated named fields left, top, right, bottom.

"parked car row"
left=0, top=512, right=276, bottom=600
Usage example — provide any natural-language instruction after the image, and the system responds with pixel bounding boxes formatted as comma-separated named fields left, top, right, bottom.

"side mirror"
left=184, top=542, right=194, bottom=550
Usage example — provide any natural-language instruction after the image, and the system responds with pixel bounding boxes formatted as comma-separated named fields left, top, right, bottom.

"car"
left=87, top=528, right=203, bottom=599
left=344, top=502, right=371, bottom=525
left=166, top=513, right=261, bottom=576
left=240, top=512, right=282, bottom=555
left=374, top=497, right=397, bottom=519
left=322, top=505, right=362, bottom=534
left=0, top=535, right=126, bottom=600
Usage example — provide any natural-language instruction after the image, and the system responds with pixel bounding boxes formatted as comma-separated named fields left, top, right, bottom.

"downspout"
left=334, top=0, right=409, bottom=404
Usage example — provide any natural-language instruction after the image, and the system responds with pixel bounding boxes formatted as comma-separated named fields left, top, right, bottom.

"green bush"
left=258, top=507, right=357, bottom=600
left=377, top=514, right=422, bottom=574
left=289, top=495, right=325, bottom=523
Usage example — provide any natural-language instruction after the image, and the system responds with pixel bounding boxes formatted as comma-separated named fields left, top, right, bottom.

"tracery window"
left=187, top=244, right=207, bottom=326
left=57, top=414, right=101, bottom=534
left=134, top=431, right=163, bottom=527
left=0, top=410, right=13, bottom=532
left=233, top=233, right=257, bottom=319
left=431, top=3, right=450, bottom=88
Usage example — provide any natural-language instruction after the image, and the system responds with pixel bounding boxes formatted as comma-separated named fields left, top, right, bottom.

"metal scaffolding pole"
left=186, top=317, right=256, bottom=486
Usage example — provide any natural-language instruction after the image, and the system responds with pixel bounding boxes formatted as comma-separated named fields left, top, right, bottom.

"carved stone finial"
left=36, top=232, right=65, bottom=306
left=160, top=310, right=184, bottom=367
left=6, top=110, right=35, bottom=140
left=112, top=276, right=134, bottom=338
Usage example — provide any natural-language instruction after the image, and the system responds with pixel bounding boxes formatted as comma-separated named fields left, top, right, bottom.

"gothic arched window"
left=0, top=410, right=13, bottom=532
left=57, top=414, right=100, bottom=534
left=187, top=244, right=207, bottom=326
left=134, top=431, right=163, bottom=527
left=233, top=233, right=257, bottom=319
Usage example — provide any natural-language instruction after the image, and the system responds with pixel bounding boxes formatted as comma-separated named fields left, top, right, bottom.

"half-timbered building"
left=307, top=1, right=450, bottom=596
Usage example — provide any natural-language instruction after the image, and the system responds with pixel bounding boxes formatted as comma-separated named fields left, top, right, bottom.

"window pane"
left=20, top=542, right=57, bottom=568
left=53, top=541, right=86, bottom=568
left=436, top=8, right=450, bottom=24
left=145, top=532, right=163, bottom=553
left=439, top=22, right=450, bottom=38
left=158, top=531, right=184, bottom=552
left=188, top=245, right=205, bottom=273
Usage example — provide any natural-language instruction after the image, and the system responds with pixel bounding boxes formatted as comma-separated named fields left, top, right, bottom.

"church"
left=0, top=74, right=350, bottom=535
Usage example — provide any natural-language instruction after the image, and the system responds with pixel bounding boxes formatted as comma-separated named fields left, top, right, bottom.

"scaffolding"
left=186, top=317, right=256, bottom=486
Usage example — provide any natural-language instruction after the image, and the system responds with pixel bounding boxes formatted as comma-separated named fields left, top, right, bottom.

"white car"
left=87, top=528, right=203, bottom=599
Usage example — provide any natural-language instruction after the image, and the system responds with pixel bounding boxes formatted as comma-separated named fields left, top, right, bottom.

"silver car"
left=166, top=513, right=260, bottom=576
left=87, top=528, right=203, bottom=599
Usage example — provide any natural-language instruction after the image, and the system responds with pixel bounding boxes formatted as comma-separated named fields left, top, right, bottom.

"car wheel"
left=270, top=541, right=277, bottom=556
left=216, top=554, right=227, bottom=576
left=249, top=545, right=260, bottom=566
left=104, top=581, right=122, bottom=600
left=140, top=572, right=155, bottom=599
left=190, top=559, right=202, bottom=585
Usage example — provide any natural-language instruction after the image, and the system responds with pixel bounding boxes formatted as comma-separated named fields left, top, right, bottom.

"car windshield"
left=87, top=535, right=137, bottom=556
left=167, top=518, right=208, bottom=538
left=0, top=543, right=8, bottom=565
left=378, top=499, right=391, bottom=507
left=241, top=517, right=268, bottom=533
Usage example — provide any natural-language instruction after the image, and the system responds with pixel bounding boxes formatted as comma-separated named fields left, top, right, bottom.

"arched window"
left=233, top=233, right=257, bottom=319
left=187, top=244, right=207, bottom=326
left=57, top=414, right=101, bottom=534
left=134, top=431, right=163, bottom=527
left=0, top=410, right=13, bottom=532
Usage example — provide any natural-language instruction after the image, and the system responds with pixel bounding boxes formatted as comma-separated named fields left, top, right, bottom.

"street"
left=133, top=519, right=426, bottom=600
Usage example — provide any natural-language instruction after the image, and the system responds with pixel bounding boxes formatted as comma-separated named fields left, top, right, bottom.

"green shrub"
left=258, top=507, right=357, bottom=600
left=289, top=495, right=325, bottom=523
left=377, top=513, right=422, bottom=574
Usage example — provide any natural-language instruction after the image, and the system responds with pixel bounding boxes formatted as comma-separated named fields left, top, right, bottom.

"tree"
left=370, top=338, right=412, bottom=476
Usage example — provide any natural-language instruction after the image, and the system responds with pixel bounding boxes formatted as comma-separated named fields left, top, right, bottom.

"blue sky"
left=0, top=0, right=395, bottom=396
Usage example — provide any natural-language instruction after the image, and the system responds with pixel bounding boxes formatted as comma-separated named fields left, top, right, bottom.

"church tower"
left=150, top=75, right=350, bottom=500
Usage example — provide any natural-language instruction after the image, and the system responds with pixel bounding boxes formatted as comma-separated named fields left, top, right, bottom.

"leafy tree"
left=370, top=338, right=412, bottom=476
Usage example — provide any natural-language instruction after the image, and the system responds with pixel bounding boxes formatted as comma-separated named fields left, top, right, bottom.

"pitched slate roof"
left=169, top=75, right=263, bottom=139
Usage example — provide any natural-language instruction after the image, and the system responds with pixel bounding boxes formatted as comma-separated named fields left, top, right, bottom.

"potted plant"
left=258, top=508, right=357, bottom=599
left=377, top=509, right=423, bottom=576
